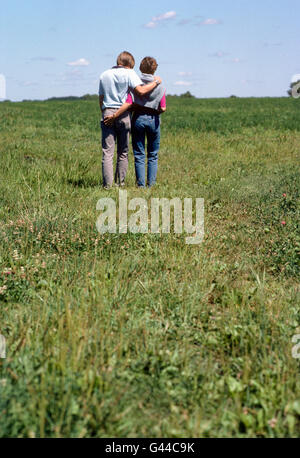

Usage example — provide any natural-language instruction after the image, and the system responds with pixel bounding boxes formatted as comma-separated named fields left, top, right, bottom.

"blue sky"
left=1, top=0, right=300, bottom=100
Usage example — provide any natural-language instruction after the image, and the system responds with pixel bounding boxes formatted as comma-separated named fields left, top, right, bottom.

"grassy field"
left=0, top=96, right=299, bottom=438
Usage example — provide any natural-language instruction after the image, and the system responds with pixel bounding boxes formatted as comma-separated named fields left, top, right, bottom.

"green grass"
left=0, top=96, right=299, bottom=438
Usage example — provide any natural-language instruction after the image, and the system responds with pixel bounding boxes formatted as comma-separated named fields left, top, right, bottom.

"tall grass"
left=0, top=97, right=299, bottom=437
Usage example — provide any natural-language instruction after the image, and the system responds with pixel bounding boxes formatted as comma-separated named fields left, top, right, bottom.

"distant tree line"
left=46, top=94, right=99, bottom=102
left=167, top=91, right=195, bottom=99
left=45, top=92, right=197, bottom=102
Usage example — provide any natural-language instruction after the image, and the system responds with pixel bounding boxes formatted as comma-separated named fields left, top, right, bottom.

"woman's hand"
left=103, top=115, right=115, bottom=126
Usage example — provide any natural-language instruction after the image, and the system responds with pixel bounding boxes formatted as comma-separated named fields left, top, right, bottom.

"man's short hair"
left=139, top=57, right=158, bottom=75
left=117, top=51, right=135, bottom=69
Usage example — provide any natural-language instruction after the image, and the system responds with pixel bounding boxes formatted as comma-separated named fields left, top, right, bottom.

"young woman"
left=104, top=56, right=166, bottom=187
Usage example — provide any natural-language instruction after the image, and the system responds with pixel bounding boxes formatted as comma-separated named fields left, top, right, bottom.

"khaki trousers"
left=101, top=108, right=131, bottom=187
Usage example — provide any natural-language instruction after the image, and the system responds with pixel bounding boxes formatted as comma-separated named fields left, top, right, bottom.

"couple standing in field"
left=99, top=51, right=166, bottom=189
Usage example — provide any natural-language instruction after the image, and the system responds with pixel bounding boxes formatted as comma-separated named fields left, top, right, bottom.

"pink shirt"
left=125, top=92, right=166, bottom=109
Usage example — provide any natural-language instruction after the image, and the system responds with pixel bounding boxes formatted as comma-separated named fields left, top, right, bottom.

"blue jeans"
left=132, top=113, right=160, bottom=187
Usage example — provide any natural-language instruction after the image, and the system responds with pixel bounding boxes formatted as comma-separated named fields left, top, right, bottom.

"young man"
left=99, top=51, right=162, bottom=188
left=104, top=56, right=166, bottom=187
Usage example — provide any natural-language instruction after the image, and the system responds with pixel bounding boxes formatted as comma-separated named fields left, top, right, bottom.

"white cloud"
left=199, top=18, right=222, bottom=25
left=67, top=58, right=90, bottom=67
left=178, top=71, right=192, bottom=77
left=209, top=51, right=229, bottom=58
left=223, top=57, right=244, bottom=64
left=145, top=21, right=157, bottom=29
left=174, top=81, right=192, bottom=86
left=153, top=11, right=176, bottom=21
left=291, top=74, right=300, bottom=83
left=144, top=11, right=176, bottom=29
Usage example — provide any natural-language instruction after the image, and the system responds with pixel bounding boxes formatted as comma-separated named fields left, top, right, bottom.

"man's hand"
left=103, top=115, right=115, bottom=126
left=134, top=76, right=163, bottom=96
